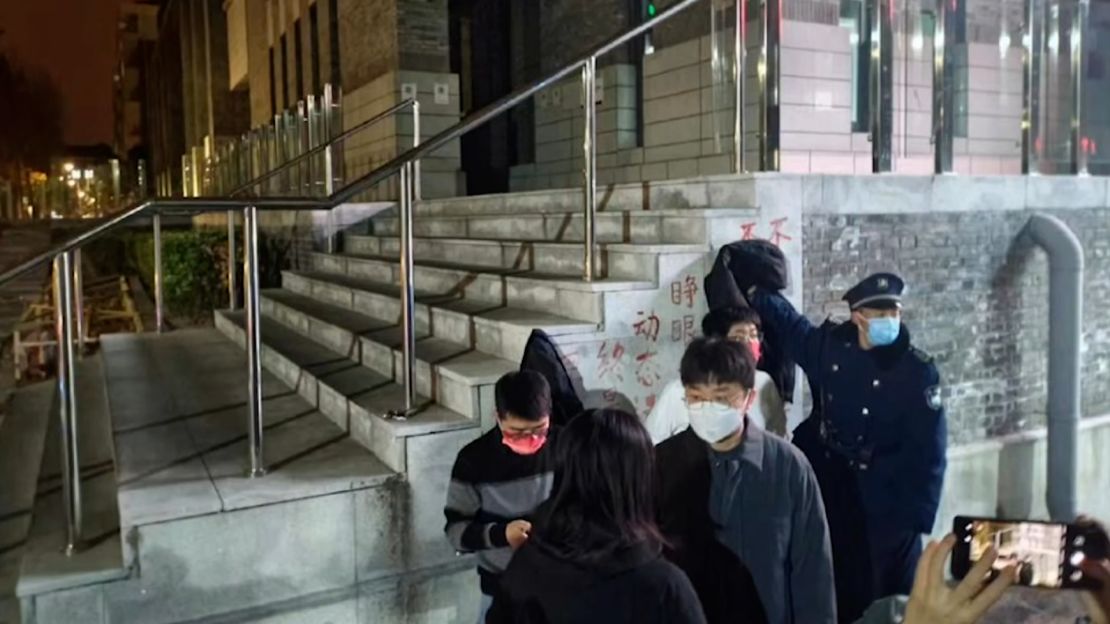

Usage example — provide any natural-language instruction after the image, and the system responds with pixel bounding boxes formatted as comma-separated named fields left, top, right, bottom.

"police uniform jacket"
left=748, top=289, right=947, bottom=535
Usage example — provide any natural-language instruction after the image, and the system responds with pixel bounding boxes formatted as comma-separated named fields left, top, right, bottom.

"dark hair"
left=495, top=371, right=552, bottom=422
left=680, top=337, right=756, bottom=390
left=701, top=306, right=761, bottom=338
left=534, top=408, right=664, bottom=562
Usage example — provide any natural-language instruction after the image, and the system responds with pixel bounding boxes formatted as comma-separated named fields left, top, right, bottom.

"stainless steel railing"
left=0, top=0, right=709, bottom=556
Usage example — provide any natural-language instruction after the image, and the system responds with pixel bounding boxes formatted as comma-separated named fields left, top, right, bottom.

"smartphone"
left=951, top=515, right=1108, bottom=590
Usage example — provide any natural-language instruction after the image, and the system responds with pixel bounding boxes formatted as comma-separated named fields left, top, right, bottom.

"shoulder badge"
left=925, top=385, right=943, bottom=411
left=911, top=347, right=934, bottom=364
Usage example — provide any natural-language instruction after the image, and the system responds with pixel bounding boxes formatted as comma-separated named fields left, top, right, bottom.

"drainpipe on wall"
left=1023, top=213, right=1083, bottom=522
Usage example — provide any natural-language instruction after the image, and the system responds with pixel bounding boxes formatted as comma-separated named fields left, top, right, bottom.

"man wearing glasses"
left=444, top=371, right=556, bottom=623
left=645, top=307, right=788, bottom=444
left=656, top=337, right=836, bottom=624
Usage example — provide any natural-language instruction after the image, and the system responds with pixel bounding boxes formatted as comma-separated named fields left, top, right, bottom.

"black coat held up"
left=519, top=329, right=584, bottom=427
left=704, top=240, right=796, bottom=407
left=486, top=540, right=708, bottom=624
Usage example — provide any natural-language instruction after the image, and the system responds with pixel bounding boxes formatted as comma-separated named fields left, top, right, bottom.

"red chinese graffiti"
left=634, top=349, right=662, bottom=388
left=671, top=314, right=696, bottom=344
left=645, top=393, right=657, bottom=411
left=634, top=310, right=661, bottom=342
left=738, top=217, right=792, bottom=248
left=669, top=276, right=699, bottom=309
left=740, top=222, right=758, bottom=240
left=596, top=341, right=626, bottom=383
left=769, top=217, right=793, bottom=247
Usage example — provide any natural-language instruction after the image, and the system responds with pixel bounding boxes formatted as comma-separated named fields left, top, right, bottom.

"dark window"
left=294, top=19, right=305, bottom=99
left=269, top=47, right=277, bottom=117
left=310, top=4, right=321, bottom=94
left=328, top=0, right=340, bottom=86
left=840, top=0, right=870, bottom=132
left=280, top=33, right=289, bottom=109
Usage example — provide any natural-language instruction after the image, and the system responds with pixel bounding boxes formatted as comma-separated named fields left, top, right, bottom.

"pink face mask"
left=748, top=339, right=763, bottom=364
left=501, top=426, right=549, bottom=455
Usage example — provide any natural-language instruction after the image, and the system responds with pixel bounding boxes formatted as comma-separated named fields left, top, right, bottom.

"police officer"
left=745, top=272, right=946, bottom=624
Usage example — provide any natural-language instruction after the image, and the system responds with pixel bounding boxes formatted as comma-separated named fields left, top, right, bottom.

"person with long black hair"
left=486, top=408, right=709, bottom=624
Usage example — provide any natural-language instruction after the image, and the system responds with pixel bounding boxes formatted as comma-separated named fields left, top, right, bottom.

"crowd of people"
left=443, top=272, right=1110, bottom=624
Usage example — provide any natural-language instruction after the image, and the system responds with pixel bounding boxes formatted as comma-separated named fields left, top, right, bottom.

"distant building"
left=113, top=1, right=160, bottom=201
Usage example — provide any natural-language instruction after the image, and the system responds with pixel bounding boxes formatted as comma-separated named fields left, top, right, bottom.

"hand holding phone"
left=904, top=534, right=1015, bottom=624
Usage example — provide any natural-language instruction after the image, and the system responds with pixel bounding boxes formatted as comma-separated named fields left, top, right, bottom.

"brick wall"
left=800, top=178, right=1110, bottom=444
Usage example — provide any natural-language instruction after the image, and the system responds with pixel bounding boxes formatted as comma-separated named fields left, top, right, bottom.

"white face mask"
left=687, top=401, right=744, bottom=444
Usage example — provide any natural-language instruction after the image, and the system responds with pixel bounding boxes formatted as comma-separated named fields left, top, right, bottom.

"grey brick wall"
left=803, top=209, right=1110, bottom=444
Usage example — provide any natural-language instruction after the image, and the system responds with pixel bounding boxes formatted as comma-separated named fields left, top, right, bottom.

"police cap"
left=842, top=272, right=904, bottom=310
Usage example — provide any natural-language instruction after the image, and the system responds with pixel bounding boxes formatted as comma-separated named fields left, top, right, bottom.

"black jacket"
left=519, top=329, right=584, bottom=427
left=704, top=240, right=795, bottom=406
left=656, top=430, right=769, bottom=624
left=487, top=540, right=707, bottom=624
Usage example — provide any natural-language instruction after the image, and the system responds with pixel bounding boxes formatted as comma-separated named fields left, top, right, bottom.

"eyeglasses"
left=682, top=391, right=749, bottom=410
left=500, top=424, right=550, bottom=441
left=727, top=328, right=762, bottom=342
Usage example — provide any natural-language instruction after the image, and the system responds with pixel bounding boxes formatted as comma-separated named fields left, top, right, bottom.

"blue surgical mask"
left=867, top=317, right=901, bottom=346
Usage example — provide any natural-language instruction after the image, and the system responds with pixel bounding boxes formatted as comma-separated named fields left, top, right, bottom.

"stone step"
left=260, top=289, right=516, bottom=424
left=366, top=207, right=757, bottom=247
left=0, top=380, right=54, bottom=621
left=302, top=250, right=656, bottom=324
left=402, top=175, right=757, bottom=217
left=282, top=270, right=600, bottom=362
left=345, top=234, right=708, bottom=281
left=16, top=356, right=129, bottom=605
left=215, top=310, right=478, bottom=475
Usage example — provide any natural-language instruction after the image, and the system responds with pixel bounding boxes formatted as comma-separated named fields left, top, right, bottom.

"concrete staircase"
left=5, top=177, right=764, bottom=623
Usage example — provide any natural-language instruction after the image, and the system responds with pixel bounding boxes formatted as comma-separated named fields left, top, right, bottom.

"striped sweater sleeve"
left=443, top=452, right=509, bottom=552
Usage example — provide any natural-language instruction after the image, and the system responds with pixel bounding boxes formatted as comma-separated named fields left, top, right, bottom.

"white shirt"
left=645, top=371, right=787, bottom=445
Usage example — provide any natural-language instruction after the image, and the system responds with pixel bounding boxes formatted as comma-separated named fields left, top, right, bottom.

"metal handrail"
left=0, top=0, right=707, bottom=556
left=331, top=0, right=702, bottom=208
left=227, top=98, right=420, bottom=197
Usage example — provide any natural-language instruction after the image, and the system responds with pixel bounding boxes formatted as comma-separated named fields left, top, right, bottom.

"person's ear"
left=742, top=389, right=756, bottom=413
left=851, top=309, right=867, bottom=329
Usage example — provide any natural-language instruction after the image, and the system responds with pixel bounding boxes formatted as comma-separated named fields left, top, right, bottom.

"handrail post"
left=73, top=248, right=85, bottom=355
left=53, top=251, right=82, bottom=555
left=412, top=100, right=422, bottom=202
left=243, top=204, right=266, bottom=477
left=388, top=162, right=417, bottom=419
left=227, top=210, right=238, bottom=310
left=582, top=56, right=598, bottom=282
left=153, top=213, right=165, bottom=332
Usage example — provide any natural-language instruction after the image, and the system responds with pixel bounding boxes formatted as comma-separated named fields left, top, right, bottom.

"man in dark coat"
left=745, top=272, right=947, bottom=623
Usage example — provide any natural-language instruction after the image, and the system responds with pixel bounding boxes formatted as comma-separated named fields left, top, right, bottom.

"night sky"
left=0, top=0, right=126, bottom=147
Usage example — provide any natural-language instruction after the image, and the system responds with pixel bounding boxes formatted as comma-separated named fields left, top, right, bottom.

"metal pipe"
left=52, top=252, right=82, bottom=555
left=227, top=210, right=238, bottom=309
left=1023, top=214, right=1083, bottom=522
left=582, top=56, right=598, bottom=282
left=73, top=248, right=85, bottom=354
left=413, top=99, right=422, bottom=202
left=0, top=197, right=327, bottom=287
left=759, top=0, right=781, bottom=170
left=243, top=204, right=266, bottom=477
left=388, top=163, right=417, bottom=419
left=153, top=213, right=165, bottom=333
left=733, top=0, right=746, bottom=173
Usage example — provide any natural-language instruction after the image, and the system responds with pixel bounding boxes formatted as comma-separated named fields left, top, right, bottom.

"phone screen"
left=952, top=516, right=1105, bottom=590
